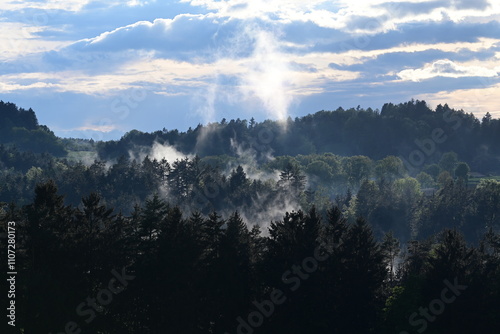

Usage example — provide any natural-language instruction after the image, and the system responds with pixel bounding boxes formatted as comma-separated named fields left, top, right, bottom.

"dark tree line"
left=0, top=149, right=307, bottom=220
left=1, top=182, right=499, bottom=333
left=97, top=100, right=500, bottom=174
left=2, top=145, right=500, bottom=245
left=1, top=99, right=500, bottom=333
left=0, top=101, right=66, bottom=156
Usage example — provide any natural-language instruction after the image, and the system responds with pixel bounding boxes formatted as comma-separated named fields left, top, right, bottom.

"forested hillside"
left=98, top=100, right=500, bottom=174
left=0, top=101, right=66, bottom=156
left=2, top=100, right=499, bottom=242
left=1, top=100, right=499, bottom=333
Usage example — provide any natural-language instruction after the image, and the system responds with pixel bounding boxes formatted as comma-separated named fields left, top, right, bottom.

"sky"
left=1, top=0, right=500, bottom=140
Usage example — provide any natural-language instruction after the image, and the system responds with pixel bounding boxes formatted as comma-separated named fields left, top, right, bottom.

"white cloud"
left=149, top=141, right=193, bottom=162
left=0, top=0, right=149, bottom=12
left=397, top=59, right=498, bottom=81
left=2, top=0, right=500, bottom=137
left=0, top=22, right=68, bottom=61
left=236, top=27, right=294, bottom=121
left=126, top=0, right=154, bottom=6
left=0, top=0, right=92, bottom=11
left=72, top=14, right=222, bottom=56
left=129, top=141, right=193, bottom=163
left=74, top=124, right=118, bottom=132
left=180, top=0, right=338, bottom=20
left=181, top=0, right=500, bottom=33
left=31, top=14, right=359, bottom=120
left=418, top=82, right=500, bottom=119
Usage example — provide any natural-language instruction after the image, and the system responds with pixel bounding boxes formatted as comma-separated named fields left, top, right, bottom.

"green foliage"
left=437, top=170, right=453, bottom=188
left=0, top=102, right=66, bottom=156
left=356, top=179, right=379, bottom=220
left=381, top=231, right=400, bottom=282
left=1, top=176, right=499, bottom=334
left=393, top=177, right=422, bottom=202
left=439, top=151, right=459, bottom=175
left=423, top=163, right=440, bottom=179
left=455, top=162, right=470, bottom=182
left=278, top=161, right=306, bottom=194
left=375, top=156, right=407, bottom=182
left=475, top=179, right=500, bottom=229
left=342, top=155, right=373, bottom=189
left=416, top=171, right=435, bottom=188
left=92, top=100, right=500, bottom=176
left=2, top=99, right=500, bottom=333
left=305, top=160, right=333, bottom=184
left=25, top=166, right=43, bottom=182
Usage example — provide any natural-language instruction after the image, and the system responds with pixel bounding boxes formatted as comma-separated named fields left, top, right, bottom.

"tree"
left=25, top=166, right=43, bottom=182
left=437, top=170, right=453, bottom=188
left=455, top=162, right=470, bottom=183
left=342, top=155, right=372, bottom=189
left=167, top=157, right=193, bottom=201
left=306, top=160, right=334, bottom=185
left=22, top=180, right=79, bottom=332
left=375, top=156, right=406, bottom=183
left=218, top=211, right=252, bottom=331
left=249, top=117, right=256, bottom=128
left=333, top=217, right=387, bottom=333
left=278, top=161, right=306, bottom=194
left=382, top=231, right=401, bottom=282
left=482, top=111, right=492, bottom=125
left=263, top=208, right=322, bottom=333
left=439, top=152, right=458, bottom=175
left=355, top=179, right=379, bottom=220
left=74, top=192, right=119, bottom=279
left=416, top=171, right=435, bottom=188
left=228, top=165, right=250, bottom=207
left=475, top=179, right=500, bottom=230
left=423, top=164, right=440, bottom=179
left=422, top=230, right=477, bottom=334
left=229, top=165, right=249, bottom=191
left=392, top=177, right=422, bottom=204
left=202, top=211, right=225, bottom=261
left=139, top=193, right=168, bottom=243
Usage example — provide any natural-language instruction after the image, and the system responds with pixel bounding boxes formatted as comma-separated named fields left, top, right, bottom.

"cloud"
left=377, top=1, right=448, bottom=16
left=74, top=124, right=118, bottom=132
left=68, top=14, right=231, bottom=61
left=340, top=48, right=495, bottom=75
left=2, top=0, right=500, bottom=140
left=236, top=26, right=295, bottom=121
left=0, top=56, right=226, bottom=95
left=309, top=20, right=500, bottom=55
left=0, top=22, right=68, bottom=62
left=418, top=82, right=500, bottom=119
left=397, top=59, right=498, bottom=81
left=1, top=0, right=156, bottom=12
left=129, top=141, right=193, bottom=163
left=229, top=138, right=278, bottom=181
left=453, top=0, right=490, bottom=10
left=180, top=0, right=340, bottom=22
left=1, top=0, right=93, bottom=12
left=149, top=141, right=193, bottom=162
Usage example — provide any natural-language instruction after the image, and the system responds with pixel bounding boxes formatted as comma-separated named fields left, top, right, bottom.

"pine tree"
left=218, top=212, right=252, bottom=332
left=381, top=231, right=401, bottom=283
left=279, top=161, right=306, bottom=194
left=334, top=218, right=387, bottom=333
left=22, top=181, right=77, bottom=332
left=139, top=193, right=168, bottom=243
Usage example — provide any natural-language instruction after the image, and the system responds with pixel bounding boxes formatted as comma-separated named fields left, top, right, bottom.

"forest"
left=0, top=99, right=499, bottom=333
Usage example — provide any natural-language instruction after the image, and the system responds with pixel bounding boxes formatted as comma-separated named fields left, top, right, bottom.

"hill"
left=0, top=101, right=66, bottom=156
left=1, top=99, right=500, bottom=334
left=97, top=100, right=500, bottom=174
